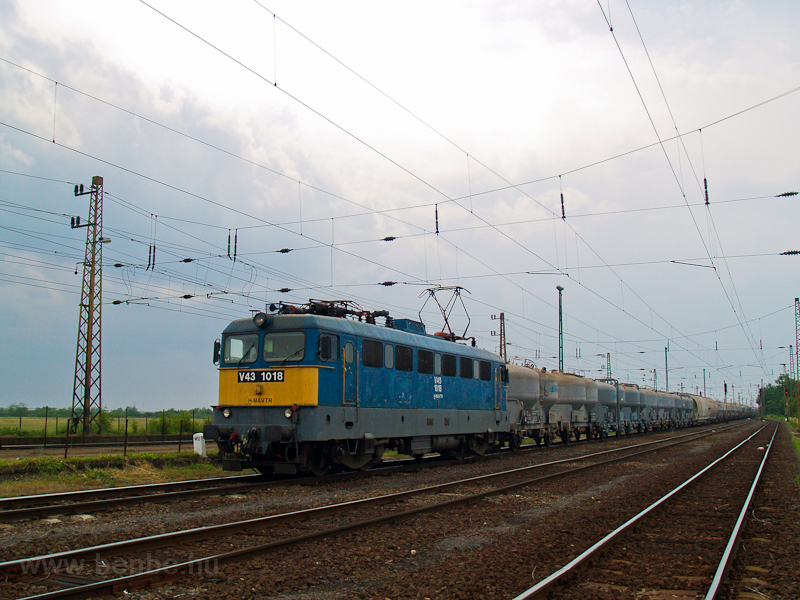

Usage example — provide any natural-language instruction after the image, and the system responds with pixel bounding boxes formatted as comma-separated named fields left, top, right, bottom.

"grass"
left=0, top=416, right=204, bottom=437
left=0, top=452, right=238, bottom=498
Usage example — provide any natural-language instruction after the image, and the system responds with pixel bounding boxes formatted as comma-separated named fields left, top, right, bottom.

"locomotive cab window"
left=362, top=339, right=383, bottom=368
left=318, top=334, right=339, bottom=362
left=223, top=334, right=259, bottom=364
left=263, top=332, right=305, bottom=362
left=434, top=353, right=442, bottom=375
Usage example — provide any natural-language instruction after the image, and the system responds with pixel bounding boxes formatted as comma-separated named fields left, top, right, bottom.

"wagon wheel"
left=543, top=432, right=552, bottom=447
left=510, top=435, right=522, bottom=452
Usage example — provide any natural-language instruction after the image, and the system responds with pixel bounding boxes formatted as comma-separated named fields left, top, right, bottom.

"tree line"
left=0, top=404, right=213, bottom=419
left=759, top=373, right=799, bottom=418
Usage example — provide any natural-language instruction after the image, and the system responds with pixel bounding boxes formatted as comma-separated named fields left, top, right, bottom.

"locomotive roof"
left=222, top=313, right=503, bottom=362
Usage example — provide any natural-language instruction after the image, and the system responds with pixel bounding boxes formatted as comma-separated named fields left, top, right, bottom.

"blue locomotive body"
left=205, top=303, right=510, bottom=475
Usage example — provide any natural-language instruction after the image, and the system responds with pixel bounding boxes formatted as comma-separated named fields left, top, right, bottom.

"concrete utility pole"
left=71, top=176, right=107, bottom=435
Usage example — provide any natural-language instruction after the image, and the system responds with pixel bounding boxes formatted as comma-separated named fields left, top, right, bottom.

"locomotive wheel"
left=310, top=465, right=330, bottom=477
left=336, top=450, right=374, bottom=471
left=470, top=439, right=491, bottom=456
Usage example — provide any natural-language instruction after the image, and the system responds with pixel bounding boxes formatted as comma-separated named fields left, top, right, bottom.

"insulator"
left=278, top=248, right=292, bottom=253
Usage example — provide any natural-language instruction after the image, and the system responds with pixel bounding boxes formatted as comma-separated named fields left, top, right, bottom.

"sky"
left=1, top=0, right=798, bottom=412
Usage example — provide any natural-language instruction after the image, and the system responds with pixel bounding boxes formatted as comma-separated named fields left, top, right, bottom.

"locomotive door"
left=342, top=340, right=357, bottom=406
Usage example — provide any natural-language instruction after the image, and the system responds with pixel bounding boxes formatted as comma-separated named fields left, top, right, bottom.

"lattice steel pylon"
left=71, top=176, right=104, bottom=434
left=795, top=298, right=799, bottom=424
left=499, top=312, right=507, bottom=363
left=795, top=298, right=799, bottom=380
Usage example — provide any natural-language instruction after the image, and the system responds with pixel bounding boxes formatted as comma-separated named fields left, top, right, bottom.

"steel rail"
left=0, top=474, right=263, bottom=511
left=511, top=422, right=773, bottom=600
left=5, top=423, right=751, bottom=599
left=704, top=423, right=777, bottom=599
left=1, top=422, right=740, bottom=523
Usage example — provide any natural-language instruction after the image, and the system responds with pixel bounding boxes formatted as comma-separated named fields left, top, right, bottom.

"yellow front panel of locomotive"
left=218, top=367, right=319, bottom=406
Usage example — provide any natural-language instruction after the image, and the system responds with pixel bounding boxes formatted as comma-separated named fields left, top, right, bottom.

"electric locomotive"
left=204, top=299, right=510, bottom=475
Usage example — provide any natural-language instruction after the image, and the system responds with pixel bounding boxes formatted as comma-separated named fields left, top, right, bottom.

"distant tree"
left=7, top=403, right=29, bottom=417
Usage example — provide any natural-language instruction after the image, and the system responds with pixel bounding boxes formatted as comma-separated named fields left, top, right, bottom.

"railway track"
left=0, top=423, right=740, bottom=523
left=0, top=423, right=748, bottom=599
left=513, top=422, right=777, bottom=600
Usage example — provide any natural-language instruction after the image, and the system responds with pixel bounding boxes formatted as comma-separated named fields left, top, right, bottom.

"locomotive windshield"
left=224, top=334, right=259, bottom=364
left=263, top=332, right=305, bottom=363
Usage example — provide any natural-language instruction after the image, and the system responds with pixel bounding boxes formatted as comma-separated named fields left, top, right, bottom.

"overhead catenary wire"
left=1, top=9, right=793, bottom=396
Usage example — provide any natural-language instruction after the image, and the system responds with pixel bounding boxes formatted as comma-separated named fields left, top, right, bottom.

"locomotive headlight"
left=222, top=408, right=232, bottom=418
left=283, top=407, right=293, bottom=419
left=253, top=312, right=268, bottom=328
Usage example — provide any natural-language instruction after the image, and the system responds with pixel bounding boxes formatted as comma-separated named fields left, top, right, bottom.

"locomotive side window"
left=362, top=339, right=383, bottom=367
left=479, top=360, right=491, bottom=381
left=459, top=356, right=473, bottom=379
left=224, top=334, right=258, bottom=364
left=344, top=341, right=354, bottom=364
left=318, top=334, right=339, bottom=361
left=384, top=344, right=394, bottom=369
left=418, top=350, right=434, bottom=374
left=396, top=345, right=413, bottom=371
left=434, top=353, right=442, bottom=375
left=442, top=354, right=456, bottom=377
left=263, top=332, right=305, bottom=362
